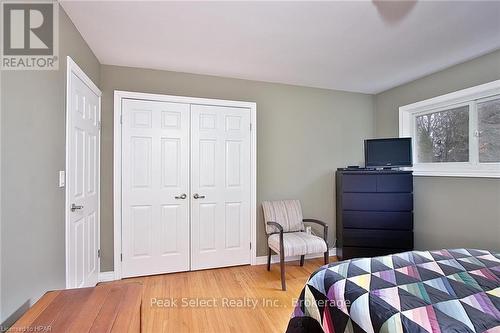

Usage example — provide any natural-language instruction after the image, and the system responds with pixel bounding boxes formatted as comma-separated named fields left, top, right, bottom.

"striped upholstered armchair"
left=262, top=200, right=328, bottom=291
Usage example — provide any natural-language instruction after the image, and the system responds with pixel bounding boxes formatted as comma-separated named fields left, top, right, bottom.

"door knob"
left=193, top=193, right=205, bottom=199
left=175, top=193, right=187, bottom=200
left=71, top=203, right=84, bottom=212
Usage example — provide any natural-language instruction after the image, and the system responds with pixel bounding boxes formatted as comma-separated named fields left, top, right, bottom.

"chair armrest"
left=303, top=219, right=328, bottom=244
left=303, top=219, right=328, bottom=228
left=266, top=221, right=283, bottom=233
left=266, top=221, right=284, bottom=254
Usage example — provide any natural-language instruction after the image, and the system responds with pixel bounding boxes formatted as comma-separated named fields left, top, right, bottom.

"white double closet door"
left=121, top=99, right=251, bottom=278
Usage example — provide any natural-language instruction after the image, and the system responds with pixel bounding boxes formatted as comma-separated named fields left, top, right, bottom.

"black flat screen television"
left=365, top=138, right=412, bottom=168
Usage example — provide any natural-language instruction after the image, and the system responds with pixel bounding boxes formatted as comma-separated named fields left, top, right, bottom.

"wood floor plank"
left=89, top=285, right=127, bottom=333
left=8, top=283, right=143, bottom=333
left=27, top=289, right=80, bottom=330
left=6, top=290, right=61, bottom=331
left=111, top=283, right=143, bottom=333
left=67, top=284, right=112, bottom=332
left=46, top=288, right=94, bottom=332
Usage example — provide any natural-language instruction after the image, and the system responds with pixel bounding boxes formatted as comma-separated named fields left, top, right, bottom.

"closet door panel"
left=121, top=99, right=190, bottom=278
left=190, top=104, right=251, bottom=270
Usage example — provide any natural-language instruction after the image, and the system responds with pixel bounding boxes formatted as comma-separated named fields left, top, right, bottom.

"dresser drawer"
left=343, top=211, right=413, bottom=230
left=343, top=193, right=413, bottom=211
left=339, top=247, right=409, bottom=260
left=342, top=174, right=376, bottom=192
left=343, top=229, right=413, bottom=249
left=376, top=174, right=413, bottom=192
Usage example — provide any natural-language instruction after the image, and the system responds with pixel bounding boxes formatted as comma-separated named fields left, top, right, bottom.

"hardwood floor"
left=7, top=283, right=142, bottom=333
left=107, top=257, right=335, bottom=333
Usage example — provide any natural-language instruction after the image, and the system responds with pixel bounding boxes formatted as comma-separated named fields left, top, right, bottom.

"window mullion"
left=411, top=114, right=418, bottom=164
left=469, top=101, right=479, bottom=167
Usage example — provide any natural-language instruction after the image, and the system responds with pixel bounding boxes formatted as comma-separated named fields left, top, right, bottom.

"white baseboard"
left=254, top=248, right=336, bottom=265
left=98, top=271, right=116, bottom=282
left=97, top=248, right=336, bottom=282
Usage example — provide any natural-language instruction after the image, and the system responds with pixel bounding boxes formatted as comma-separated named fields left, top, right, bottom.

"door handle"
left=71, top=203, right=84, bottom=212
left=193, top=193, right=205, bottom=199
left=174, top=193, right=187, bottom=200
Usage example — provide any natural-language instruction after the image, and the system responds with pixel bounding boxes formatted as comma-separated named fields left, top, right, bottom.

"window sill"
left=409, top=168, right=500, bottom=178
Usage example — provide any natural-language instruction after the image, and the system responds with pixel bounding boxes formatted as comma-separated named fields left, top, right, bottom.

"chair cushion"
left=268, top=232, right=327, bottom=257
left=262, top=200, right=304, bottom=234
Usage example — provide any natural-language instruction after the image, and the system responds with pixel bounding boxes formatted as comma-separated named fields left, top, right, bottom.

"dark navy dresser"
left=335, top=170, right=414, bottom=260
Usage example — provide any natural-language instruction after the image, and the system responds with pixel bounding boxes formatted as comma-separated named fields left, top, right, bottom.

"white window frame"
left=399, top=79, right=500, bottom=178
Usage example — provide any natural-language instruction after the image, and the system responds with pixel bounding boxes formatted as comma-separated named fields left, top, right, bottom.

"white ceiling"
left=61, top=1, right=500, bottom=94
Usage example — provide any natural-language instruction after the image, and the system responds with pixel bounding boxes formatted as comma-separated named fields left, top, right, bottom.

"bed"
left=287, top=249, right=500, bottom=333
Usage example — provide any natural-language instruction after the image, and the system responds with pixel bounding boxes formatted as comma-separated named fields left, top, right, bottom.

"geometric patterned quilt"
left=289, top=249, right=500, bottom=333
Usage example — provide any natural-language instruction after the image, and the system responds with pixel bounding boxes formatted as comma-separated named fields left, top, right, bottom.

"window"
left=415, top=105, right=469, bottom=163
left=478, top=97, right=500, bottom=163
left=400, top=80, right=500, bottom=177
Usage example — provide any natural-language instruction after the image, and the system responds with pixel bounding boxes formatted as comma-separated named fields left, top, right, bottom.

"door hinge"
left=98, top=249, right=101, bottom=258
left=250, top=123, right=252, bottom=131
left=120, top=115, right=123, bottom=124
left=120, top=253, right=123, bottom=261
left=98, top=121, right=102, bottom=131
left=250, top=242, right=252, bottom=250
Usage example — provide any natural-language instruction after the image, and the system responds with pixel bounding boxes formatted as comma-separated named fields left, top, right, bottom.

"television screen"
left=365, top=138, right=412, bottom=168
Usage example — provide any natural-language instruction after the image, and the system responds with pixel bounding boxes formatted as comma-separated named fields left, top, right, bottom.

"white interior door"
left=190, top=105, right=251, bottom=270
left=67, top=66, right=100, bottom=289
left=121, top=99, right=190, bottom=278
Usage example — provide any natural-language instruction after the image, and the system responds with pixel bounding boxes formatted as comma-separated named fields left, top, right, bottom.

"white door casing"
left=113, top=91, right=257, bottom=280
left=66, top=57, right=101, bottom=289
left=190, top=105, right=251, bottom=270
left=121, top=99, right=190, bottom=278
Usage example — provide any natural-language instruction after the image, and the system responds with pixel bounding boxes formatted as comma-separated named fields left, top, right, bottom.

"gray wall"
left=0, top=9, right=100, bottom=324
left=99, top=65, right=374, bottom=270
left=374, top=49, right=500, bottom=252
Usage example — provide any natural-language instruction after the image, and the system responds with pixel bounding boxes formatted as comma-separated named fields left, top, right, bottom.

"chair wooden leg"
left=300, top=255, right=305, bottom=266
left=280, top=251, right=286, bottom=291
left=267, top=247, right=272, bottom=271
left=324, top=251, right=329, bottom=265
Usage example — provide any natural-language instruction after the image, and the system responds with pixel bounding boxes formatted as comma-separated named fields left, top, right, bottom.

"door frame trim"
left=65, top=56, right=102, bottom=288
left=113, top=90, right=257, bottom=281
